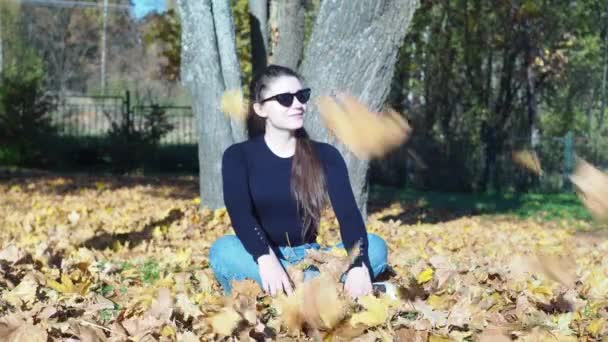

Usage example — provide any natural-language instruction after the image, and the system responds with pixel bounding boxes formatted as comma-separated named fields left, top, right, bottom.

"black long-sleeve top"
left=221, top=135, right=371, bottom=276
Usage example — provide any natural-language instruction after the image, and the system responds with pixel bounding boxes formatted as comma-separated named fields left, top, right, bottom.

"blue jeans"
left=209, top=233, right=388, bottom=294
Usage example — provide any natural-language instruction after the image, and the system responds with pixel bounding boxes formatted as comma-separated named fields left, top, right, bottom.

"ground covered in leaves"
left=0, top=174, right=607, bottom=341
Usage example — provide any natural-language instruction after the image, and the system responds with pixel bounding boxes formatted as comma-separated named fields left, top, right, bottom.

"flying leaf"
left=220, top=89, right=248, bottom=122
left=569, top=158, right=608, bottom=221
left=512, top=150, right=543, bottom=175
left=317, top=93, right=411, bottom=159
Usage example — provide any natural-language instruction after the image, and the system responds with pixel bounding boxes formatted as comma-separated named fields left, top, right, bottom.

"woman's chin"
left=287, top=118, right=304, bottom=130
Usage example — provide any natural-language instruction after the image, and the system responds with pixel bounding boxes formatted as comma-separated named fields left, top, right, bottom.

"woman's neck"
left=264, top=125, right=296, bottom=158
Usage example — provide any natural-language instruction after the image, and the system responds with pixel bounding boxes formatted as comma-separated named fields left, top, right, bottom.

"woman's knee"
left=367, top=233, right=388, bottom=256
left=209, top=235, right=242, bottom=270
left=367, top=233, right=388, bottom=278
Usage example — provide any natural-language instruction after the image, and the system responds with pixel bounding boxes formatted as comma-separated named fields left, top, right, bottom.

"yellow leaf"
left=95, top=182, right=106, bottom=191
left=173, top=248, right=192, bottom=268
left=587, top=318, right=606, bottom=337
left=160, top=325, right=176, bottom=337
left=527, top=280, right=553, bottom=299
left=46, top=273, right=92, bottom=296
left=220, top=89, right=248, bottom=122
left=417, top=268, right=434, bottom=284
left=429, top=335, right=451, bottom=342
left=427, top=294, right=453, bottom=310
left=209, top=307, right=241, bottom=336
left=329, top=247, right=348, bottom=257
left=350, top=295, right=389, bottom=327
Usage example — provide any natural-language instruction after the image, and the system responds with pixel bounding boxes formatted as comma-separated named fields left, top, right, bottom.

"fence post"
left=125, top=90, right=131, bottom=135
left=563, top=130, right=574, bottom=190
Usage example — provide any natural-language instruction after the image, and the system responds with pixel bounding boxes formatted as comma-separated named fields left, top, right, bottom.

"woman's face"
left=253, top=76, right=307, bottom=132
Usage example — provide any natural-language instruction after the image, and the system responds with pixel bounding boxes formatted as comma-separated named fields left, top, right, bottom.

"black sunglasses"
left=260, top=88, right=311, bottom=107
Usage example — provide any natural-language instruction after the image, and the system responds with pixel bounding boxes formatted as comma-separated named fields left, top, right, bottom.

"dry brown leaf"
left=476, top=325, right=511, bottom=342
left=0, top=313, right=47, bottom=342
left=2, top=275, right=38, bottom=307
left=273, top=273, right=347, bottom=335
left=121, top=315, right=164, bottom=337
left=394, top=327, right=429, bottom=342
left=508, top=254, right=577, bottom=287
left=177, top=331, right=200, bottom=342
left=512, top=150, right=543, bottom=175
left=175, top=293, right=203, bottom=320
left=209, top=306, right=242, bottom=336
left=147, top=287, right=173, bottom=321
left=0, top=245, right=25, bottom=263
left=317, top=93, right=411, bottom=159
left=231, top=279, right=262, bottom=299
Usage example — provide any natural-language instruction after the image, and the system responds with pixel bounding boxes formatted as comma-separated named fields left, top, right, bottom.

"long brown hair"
left=247, top=65, right=327, bottom=240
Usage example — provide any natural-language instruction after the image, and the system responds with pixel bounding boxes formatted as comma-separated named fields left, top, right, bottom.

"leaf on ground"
left=46, top=272, right=92, bottom=296
left=350, top=295, right=390, bottom=328
left=416, top=268, right=434, bottom=284
left=0, top=313, right=47, bottom=342
left=412, top=299, right=448, bottom=328
left=230, top=279, right=262, bottom=299
left=2, top=276, right=38, bottom=307
left=147, top=287, right=173, bottom=321
left=175, top=293, right=202, bottom=320
left=0, top=245, right=25, bottom=263
left=209, top=307, right=242, bottom=336
left=394, top=327, right=428, bottom=342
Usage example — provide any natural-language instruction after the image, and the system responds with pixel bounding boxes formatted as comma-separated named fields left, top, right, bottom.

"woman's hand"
left=344, top=264, right=372, bottom=299
left=257, top=248, right=293, bottom=296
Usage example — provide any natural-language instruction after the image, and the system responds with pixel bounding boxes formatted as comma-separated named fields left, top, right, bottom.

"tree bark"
left=0, top=8, right=3, bottom=75
left=300, top=0, right=419, bottom=217
left=268, top=0, right=305, bottom=69
left=177, top=0, right=243, bottom=209
left=248, top=0, right=268, bottom=75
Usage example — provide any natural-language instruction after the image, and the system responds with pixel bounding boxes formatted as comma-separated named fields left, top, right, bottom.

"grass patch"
left=370, top=185, right=593, bottom=222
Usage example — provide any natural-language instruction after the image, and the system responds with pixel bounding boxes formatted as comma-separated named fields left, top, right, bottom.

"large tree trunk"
left=177, top=0, right=243, bottom=209
left=300, top=0, right=419, bottom=217
left=248, top=0, right=268, bottom=75
left=268, top=0, right=305, bottom=69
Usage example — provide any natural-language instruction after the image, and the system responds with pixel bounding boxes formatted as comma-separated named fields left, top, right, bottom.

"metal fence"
left=49, top=92, right=196, bottom=145
left=490, top=132, right=608, bottom=192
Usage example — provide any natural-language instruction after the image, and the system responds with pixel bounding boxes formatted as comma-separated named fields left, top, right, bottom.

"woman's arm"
left=322, top=144, right=373, bottom=279
left=222, top=144, right=294, bottom=296
left=222, top=144, right=271, bottom=261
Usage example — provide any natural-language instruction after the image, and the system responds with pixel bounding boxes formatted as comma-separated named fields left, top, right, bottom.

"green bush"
left=0, top=47, right=56, bottom=166
left=104, top=105, right=174, bottom=172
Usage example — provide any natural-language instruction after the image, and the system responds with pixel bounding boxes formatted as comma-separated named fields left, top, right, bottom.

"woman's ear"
left=253, top=103, right=267, bottom=118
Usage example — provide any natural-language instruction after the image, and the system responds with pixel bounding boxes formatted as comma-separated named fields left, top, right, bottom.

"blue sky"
left=132, top=0, right=166, bottom=19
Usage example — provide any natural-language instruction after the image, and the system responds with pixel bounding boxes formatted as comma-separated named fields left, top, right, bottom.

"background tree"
left=178, top=0, right=420, bottom=213
left=300, top=0, right=419, bottom=214
left=177, top=0, right=244, bottom=209
left=267, top=0, right=306, bottom=69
